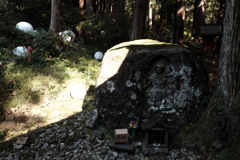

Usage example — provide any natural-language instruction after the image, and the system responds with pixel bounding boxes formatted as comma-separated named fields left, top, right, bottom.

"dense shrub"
left=76, top=15, right=129, bottom=50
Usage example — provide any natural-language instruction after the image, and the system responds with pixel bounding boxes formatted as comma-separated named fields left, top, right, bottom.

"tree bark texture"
left=219, top=0, right=240, bottom=113
left=153, top=0, right=160, bottom=39
left=192, top=0, right=205, bottom=38
left=49, top=0, right=60, bottom=34
left=114, top=0, right=126, bottom=34
left=173, top=0, right=185, bottom=44
left=217, top=0, right=226, bottom=25
left=86, top=0, right=93, bottom=14
left=130, top=0, right=149, bottom=40
left=148, top=0, right=153, bottom=30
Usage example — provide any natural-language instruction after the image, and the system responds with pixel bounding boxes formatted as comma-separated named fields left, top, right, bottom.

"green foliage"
left=128, top=113, right=139, bottom=121
left=76, top=15, right=129, bottom=50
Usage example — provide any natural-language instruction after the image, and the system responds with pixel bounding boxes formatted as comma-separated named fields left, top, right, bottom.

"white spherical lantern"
left=59, top=30, right=75, bottom=43
left=13, top=46, right=28, bottom=57
left=70, top=83, right=86, bottom=99
left=94, top=51, right=104, bottom=60
left=15, top=22, right=34, bottom=32
left=100, top=30, right=105, bottom=35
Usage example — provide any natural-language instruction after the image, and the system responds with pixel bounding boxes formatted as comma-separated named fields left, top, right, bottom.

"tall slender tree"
left=153, top=0, right=160, bottom=39
left=192, top=0, right=205, bottom=39
left=114, top=0, right=126, bottom=35
left=86, top=0, right=93, bottom=14
left=49, top=0, right=60, bottom=34
left=130, top=0, right=149, bottom=40
left=173, top=0, right=185, bottom=44
left=78, top=0, right=85, bottom=22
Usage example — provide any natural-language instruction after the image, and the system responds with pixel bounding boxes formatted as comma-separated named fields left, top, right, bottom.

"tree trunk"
left=153, top=0, right=160, bottom=39
left=217, top=0, right=226, bottom=25
left=215, top=0, right=226, bottom=51
left=115, top=0, right=126, bottom=34
left=49, top=0, right=60, bottom=34
left=130, top=0, right=149, bottom=40
left=148, top=0, right=153, bottom=30
left=219, top=0, right=240, bottom=114
left=173, top=0, right=185, bottom=44
left=86, top=0, right=93, bottom=14
left=79, top=0, right=85, bottom=21
left=195, top=0, right=240, bottom=157
left=192, top=0, right=205, bottom=39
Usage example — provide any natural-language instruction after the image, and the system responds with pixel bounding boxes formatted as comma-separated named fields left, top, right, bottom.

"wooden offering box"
left=114, top=129, right=129, bottom=143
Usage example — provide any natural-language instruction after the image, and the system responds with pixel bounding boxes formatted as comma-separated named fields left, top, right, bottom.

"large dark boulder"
left=96, top=39, right=208, bottom=134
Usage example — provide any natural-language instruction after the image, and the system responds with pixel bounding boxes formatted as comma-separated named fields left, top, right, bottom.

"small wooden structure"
left=114, top=129, right=129, bottom=143
left=199, top=24, right=222, bottom=50
left=141, top=118, right=168, bottom=153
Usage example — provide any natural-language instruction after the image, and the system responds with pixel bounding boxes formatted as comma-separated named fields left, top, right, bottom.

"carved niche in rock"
left=96, top=39, right=209, bottom=134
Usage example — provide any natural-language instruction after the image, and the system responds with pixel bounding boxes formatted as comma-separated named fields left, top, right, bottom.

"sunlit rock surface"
left=96, top=39, right=209, bottom=134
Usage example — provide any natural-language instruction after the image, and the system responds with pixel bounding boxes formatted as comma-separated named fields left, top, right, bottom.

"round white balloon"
left=15, top=22, right=34, bottom=32
left=13, top=46, right=28, bottom=57
left=94, top=51, right=104, bottom=60
left=100, top=30, right=105, bottom=35
left=70, top=83, right=87, bottom=99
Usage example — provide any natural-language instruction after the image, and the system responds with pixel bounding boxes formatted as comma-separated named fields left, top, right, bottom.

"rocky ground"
left=0, top=50, right=219, bottom=160
left=0, top=108, right=208, bottom=160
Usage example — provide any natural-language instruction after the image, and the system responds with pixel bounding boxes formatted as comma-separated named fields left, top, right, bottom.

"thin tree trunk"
left=192, top=0, right=205, bottom=38
left=79, top=0, right=85, bottom=20
left=115, top=0, right=126, bottom=34
left=173, top=0, right=185, bottom=44
left=217, top=0, right=226, bottom=25
left=130, top=0, right=149, bottom=40
left=153, top=0, right=160, bottom=39
left=149, top=0, right=153, bottom=30
left=49, top=0, right=60, bottom=34
left=86, top=0, right=93, bottom=14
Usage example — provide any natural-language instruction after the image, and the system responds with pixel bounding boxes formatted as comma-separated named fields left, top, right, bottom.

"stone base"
left=109, top=140, right=134, bottom=153
left=142, top=142, right=169, bottom=155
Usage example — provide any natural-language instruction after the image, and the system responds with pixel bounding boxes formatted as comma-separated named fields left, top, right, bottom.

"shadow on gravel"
left=0, top=84, right=97, bottom=152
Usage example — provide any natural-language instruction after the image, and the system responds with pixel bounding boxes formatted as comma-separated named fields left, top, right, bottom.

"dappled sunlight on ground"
left=0, top=77, right=96, bottom=142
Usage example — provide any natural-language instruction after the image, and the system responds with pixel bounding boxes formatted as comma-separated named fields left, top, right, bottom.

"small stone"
left=61, top=133, right=67, bottom=139
left=50, top=144, right=56, bottom=148
left=16, top=137, right=30, bottom=145
left=5, top=114, right=15, bottom=120
left=0, top=120, right=16, bottom=129
left=101, top=147, right=108, bottom=154
left=73, top=149, right=78, bottom=154
left=112, top=151, right=118, bottom=157
left=69, top=131, right=75, bottom=136
left=94, top=130, right=103, bottom=139
left=13, top=144, right=24, bottom=150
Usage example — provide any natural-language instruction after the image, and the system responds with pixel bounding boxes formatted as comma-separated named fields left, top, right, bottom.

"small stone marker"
left=16, top=137, right=30, bottom=145
left=85, top=109, right=99, bottom=129
left=114, top=129, right=129, bottom=143
left=109, top=140, right=134, bottom=153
